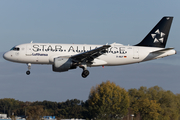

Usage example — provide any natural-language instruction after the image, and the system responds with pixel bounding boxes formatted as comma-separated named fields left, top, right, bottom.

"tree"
left=58, top=99, right=87, bottom=118
left=26, top=105, right=48, bottom=120
left=88, top=81, right=129, bottom=120
left=158, top=90, right=179, bottom=120
left=132, top=98, right=161, bottom=120
left=0, top=98, right=21, bottom=117
left=129, top=86, right=180, bottom=120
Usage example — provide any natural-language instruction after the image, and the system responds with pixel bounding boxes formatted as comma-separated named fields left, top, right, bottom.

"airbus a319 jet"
left=3, top=17, right=176, bottom=78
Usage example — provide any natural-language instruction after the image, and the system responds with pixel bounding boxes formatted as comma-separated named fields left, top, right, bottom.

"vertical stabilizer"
left=136, top=17, right=173, bottom=48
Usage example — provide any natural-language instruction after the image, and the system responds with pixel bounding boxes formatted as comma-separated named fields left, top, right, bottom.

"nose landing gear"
left=26, top=63, right=31, bottom=75
left=26, top=70, right=30, bottom=75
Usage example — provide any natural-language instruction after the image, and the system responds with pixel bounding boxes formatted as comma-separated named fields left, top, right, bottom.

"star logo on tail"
left=151, top=29, right=165, bottom=43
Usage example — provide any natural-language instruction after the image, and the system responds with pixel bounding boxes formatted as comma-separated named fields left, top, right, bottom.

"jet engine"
left=52, top=57, right=76, bottom=72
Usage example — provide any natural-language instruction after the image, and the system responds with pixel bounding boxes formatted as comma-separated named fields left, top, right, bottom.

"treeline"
left=0, top=81, right=180, bottom=120
left=0, top=98, right=88, bottom=119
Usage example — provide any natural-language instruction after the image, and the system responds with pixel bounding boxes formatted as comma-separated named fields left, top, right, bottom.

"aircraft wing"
left=71, top=45, right=111, bottom=63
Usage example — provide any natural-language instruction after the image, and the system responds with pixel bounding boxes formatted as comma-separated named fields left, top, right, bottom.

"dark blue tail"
left=135, top=17, right=173, bottom=48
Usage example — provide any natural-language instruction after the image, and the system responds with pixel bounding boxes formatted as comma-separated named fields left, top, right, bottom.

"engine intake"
left=52, top=57, right=76, bottom=72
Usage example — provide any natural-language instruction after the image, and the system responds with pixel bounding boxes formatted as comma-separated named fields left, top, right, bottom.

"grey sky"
left=0, top=1, right=180, bottom=102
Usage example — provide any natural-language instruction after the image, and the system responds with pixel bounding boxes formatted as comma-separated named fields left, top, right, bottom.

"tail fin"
left=135, top=17, right=173, bottom=48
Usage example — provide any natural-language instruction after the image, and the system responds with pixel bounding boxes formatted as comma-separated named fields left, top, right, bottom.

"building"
left=0, top=114, right=7, bottom=119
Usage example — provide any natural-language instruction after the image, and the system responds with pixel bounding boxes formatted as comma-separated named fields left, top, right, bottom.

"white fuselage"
left=3, top=43, right=176, bottom=67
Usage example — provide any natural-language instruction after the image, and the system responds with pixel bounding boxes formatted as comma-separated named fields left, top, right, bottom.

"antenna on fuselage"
left=31, top=41, right=33, bottom=43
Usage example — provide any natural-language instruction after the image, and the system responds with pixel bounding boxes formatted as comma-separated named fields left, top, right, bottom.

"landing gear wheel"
left=82, top=70, right=89, bottom=78
left=26, top=70, right=30, bottom=75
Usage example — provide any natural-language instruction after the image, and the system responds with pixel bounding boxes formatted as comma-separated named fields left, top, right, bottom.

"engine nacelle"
left=52, top=57, right=76, bottom=72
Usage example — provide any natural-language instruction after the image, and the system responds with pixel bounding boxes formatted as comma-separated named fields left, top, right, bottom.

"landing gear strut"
left=26, top=63, right=31, bottom=75
left=80, top=65, right=90, bottom=78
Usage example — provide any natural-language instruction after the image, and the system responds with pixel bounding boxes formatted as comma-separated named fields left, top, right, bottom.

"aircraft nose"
left=3, top=52, right=11, bottom=60
left=3, top=52, right=8, bottom=60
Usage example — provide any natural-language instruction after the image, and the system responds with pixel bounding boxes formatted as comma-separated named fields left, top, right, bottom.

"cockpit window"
left=10, top=47, right=20, bottom=51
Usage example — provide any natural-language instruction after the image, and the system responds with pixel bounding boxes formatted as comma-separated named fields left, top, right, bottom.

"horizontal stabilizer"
left=151, top=48, right=174, bottom=53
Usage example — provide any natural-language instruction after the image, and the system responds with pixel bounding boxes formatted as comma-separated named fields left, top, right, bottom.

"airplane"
left=3, top=16, right=176, bottom=78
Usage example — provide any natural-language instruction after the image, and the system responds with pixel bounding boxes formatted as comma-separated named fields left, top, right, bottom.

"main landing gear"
left=82, top=70, right=89, bottom=78
left=26, top=63, right=31, bottom=75
left=80, top=65, right=89, bottom=78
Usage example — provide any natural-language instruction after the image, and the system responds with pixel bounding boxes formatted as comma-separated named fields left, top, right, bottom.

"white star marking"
left=151, top=29, right=165, bottom=43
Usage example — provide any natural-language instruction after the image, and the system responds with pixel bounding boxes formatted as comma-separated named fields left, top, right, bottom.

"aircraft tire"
left=26, top=70, right=30, bottom=75
left=82, top=70, right=89, bottom=78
